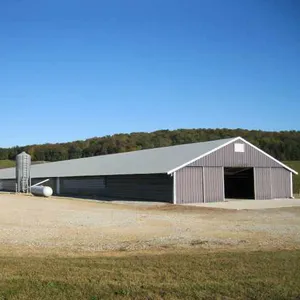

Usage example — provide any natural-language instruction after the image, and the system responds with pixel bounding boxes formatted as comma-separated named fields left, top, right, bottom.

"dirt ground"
left=186, top=198, right=300, bottom=210
left=0, top=193, right=300, bottom=255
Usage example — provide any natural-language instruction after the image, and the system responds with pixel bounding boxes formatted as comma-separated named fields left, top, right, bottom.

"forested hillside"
left=0, top=128, right=300, bottom=162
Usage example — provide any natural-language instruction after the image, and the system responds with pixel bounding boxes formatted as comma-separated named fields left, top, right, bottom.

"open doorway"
left=224, top=167, right=255, bottom=199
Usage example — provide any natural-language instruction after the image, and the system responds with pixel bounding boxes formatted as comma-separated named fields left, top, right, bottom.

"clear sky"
left=1, top=0, right=299, bottom=147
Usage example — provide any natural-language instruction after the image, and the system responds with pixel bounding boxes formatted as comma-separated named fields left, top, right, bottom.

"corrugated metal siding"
left=271, top=168, right=291, bottom=198
left=254, top=168, right=272, bottom=200
left=203, top=167, right=224, bottom=203
left=0, top=178, right=56, bottom=193
left=0, top=179, right=16, bottom=191
left=61, top=177, right=105, bottom=195
left=190, top=138, right=281, bottom=168
left=175, top=167, right=203, bottom=204
left=176, top=166, right=224, bottom=204
left=105, top=174, right=173, bottom=202
left=60, top=174, right=173, bottom=202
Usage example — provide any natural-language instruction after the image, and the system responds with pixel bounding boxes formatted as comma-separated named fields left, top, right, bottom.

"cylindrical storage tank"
left=31, top=186, right=53, bottom=197
left=16, top=152, right=31, bottom=193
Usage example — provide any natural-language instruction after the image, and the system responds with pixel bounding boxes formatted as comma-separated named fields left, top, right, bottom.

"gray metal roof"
left=0, top=137, right=236, bottom=179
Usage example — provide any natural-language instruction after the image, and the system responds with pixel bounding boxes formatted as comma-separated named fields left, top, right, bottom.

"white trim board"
left=173, top=172, right=177, bottom=204
left=290, top=172, right=294, bottom=198
left=167, top=137, right=298, bottom=175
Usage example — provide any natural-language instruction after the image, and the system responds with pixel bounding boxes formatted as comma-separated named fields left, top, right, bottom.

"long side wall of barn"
left=58, top=174, right=173, bottom=202
left=0, top=174, right=173, bottom=202
left=0, top=178, right=57, bottom=193
left=59, top=174, right=173, bottom=202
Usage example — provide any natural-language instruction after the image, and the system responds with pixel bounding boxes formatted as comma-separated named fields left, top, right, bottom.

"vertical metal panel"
left=254, top=168, right=272, bottom=199
left=189, top=138, right=281, bottom=168
left=56, top=177, right=60, bottom=195
left=202, top=167, right=205, bottom=202
left=173, top=172, right=176, bottom=204
left=203, top=167, right=224, bottom=203
left=271, top=168, right=291, bottom=198
left=221, top=167, right=225, bottom=201
left=175, top=167, right=203, bottom=204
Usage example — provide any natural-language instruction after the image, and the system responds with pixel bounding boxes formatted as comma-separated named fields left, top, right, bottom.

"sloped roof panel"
left=0, top=138, right=235, bottom=179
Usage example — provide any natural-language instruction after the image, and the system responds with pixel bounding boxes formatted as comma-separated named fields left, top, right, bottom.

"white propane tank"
left=31, top=186, right=53, bottom=197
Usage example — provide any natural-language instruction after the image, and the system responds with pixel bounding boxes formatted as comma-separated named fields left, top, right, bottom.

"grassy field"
left=0, top=249, right=299, bottom=300
left=284, top=161, right=300, bottom=195
left=0, top=159, right=15, bottom=169
left=0, top=160, right=47, bottom=169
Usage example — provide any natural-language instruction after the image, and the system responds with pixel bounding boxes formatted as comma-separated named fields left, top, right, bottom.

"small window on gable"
left=234, top=143, right=245, bottom=153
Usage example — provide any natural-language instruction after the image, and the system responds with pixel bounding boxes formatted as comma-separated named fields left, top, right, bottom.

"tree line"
left=1, top=128, right=300, bottom=162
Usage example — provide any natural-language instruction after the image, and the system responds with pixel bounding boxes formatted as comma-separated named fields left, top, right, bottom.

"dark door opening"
left=224, top=167, right=255, bottom=199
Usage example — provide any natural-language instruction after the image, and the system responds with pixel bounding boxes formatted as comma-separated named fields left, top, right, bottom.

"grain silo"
left=16, top=152, right=31, bottom=193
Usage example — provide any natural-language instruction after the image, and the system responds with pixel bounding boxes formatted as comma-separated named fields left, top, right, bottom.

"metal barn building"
left=0, top=137, right=297, bottom=203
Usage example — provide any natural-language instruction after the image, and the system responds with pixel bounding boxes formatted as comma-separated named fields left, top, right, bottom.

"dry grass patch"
left=0, top=249, right=300, bottom=299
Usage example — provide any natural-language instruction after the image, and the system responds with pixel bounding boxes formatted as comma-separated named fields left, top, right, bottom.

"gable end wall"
left=189, top=139, right=282, bottom=168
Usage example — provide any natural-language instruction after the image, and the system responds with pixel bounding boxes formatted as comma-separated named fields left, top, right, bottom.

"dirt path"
left=0, top=194, right=300, bottom=255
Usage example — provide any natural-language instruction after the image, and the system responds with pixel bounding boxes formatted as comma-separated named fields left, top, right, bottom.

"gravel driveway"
left=186, top=198, right=300, bottom=210
left=0, top=194, right=300, bottom=254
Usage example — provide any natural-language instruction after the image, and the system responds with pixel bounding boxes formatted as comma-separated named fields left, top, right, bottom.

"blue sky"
left=0, top=0, right=299, bottom=147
